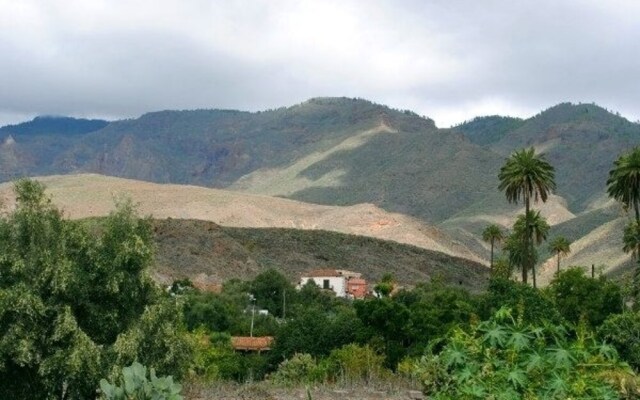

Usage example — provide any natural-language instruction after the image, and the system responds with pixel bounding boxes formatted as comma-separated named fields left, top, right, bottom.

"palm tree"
left=504, top=232, right=527, bottom=278
left=548, top=236, right=571, bottom=274
left=482, top=224, right=504, bottom=270
left=513, top=210, right=550, bottom=288
left=623, top=221, right=640, bottom=298
left=498, top=147, right=556, bottom=285
left=607, top=147, right=640, bottom=223
left=609, top=148, right=640, bottom=300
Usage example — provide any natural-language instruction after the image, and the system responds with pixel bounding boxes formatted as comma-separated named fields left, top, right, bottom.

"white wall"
left=300, top=276, right=346, bottom=297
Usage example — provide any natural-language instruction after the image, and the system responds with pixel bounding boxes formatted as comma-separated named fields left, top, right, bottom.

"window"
left=323, top=279, right=330, bottom=289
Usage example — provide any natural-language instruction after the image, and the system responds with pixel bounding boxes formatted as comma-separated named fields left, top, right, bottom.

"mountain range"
left=1, top=98, right=639, bottom=282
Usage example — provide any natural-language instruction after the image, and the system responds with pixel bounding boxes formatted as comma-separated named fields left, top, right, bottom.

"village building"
left=299, top=268, right=368, bottom=299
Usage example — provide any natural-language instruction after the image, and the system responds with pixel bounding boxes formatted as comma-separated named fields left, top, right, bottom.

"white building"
left=299, top=269, right=347, bottom=297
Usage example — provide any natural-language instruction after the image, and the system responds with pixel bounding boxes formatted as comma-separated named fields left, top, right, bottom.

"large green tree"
left=607, top=147, right=640, bottom=223
left=482, top=224, right=504, bottom=270
left=547, top=268, right=622, bottom=328
left=548, top=236, right=571, bottom=274
left=498, top=147, right=555, bottom=285
left=0, top=179, right=190, bottom=399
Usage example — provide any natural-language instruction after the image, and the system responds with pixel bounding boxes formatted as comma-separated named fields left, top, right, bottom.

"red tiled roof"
left=231, top=336, right=274, bottom=351
left=303, top=269, right=341, bottom=278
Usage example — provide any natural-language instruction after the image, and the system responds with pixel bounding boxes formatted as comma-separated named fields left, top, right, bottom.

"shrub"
left=326, top=344, right=388, bottom=385
left=547, top=267, right=623, bottom=327
left=599, top=311, right=640, bottom=371
left=269, top=353, right=324, bottom=386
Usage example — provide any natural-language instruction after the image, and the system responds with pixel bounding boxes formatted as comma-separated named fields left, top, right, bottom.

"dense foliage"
left=415, top=307, right=633, bottom=400
left=0, top=180, right=190, bottom=399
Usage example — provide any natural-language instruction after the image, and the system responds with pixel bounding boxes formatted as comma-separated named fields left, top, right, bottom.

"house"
left=231, top=336, right=274, bottom=352
left=299, top=269, right=368, bottom=299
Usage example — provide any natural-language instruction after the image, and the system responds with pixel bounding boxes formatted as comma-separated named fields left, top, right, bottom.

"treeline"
left=180, top=267, right=633, bottom=389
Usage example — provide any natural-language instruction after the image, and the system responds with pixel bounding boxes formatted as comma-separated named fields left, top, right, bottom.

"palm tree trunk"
left=556, top=253, right=560, bottom=274
left=523, top=197, right=530, bottom=285
left=490, top=241, right=494, bottom=270
left=532, top=264, right=537, bottom=288
left=635, top=249, right=640, bottom=302
left=635, top=201, right=640, bottom=224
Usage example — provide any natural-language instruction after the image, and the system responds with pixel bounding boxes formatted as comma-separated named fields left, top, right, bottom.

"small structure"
left=231, top=336, right=274, bottom=352
left=299, top=269, right=368, bottom=299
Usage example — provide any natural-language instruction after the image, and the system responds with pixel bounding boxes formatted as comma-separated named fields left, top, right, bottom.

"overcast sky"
left=1, top=0, right=639, bottom=128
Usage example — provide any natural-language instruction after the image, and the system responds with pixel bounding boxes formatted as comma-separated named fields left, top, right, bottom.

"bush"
left=326, top=344, right=388, bottom=385
left=99, top=362, right=182, bottom=400
left=599, top=311, right=640, bottom=371
left=189, top=330, right=243, bottom=381
left=269, top=353, right=324, bottom=386
left=477, top=278, right=562, bottom=324
left=547, top=267, right=623, bottom=327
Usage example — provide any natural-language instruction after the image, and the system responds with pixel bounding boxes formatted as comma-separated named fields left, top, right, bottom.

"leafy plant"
left=99, top=362, right=183, bottom=400
left=414, top=307, right=635, bottom=399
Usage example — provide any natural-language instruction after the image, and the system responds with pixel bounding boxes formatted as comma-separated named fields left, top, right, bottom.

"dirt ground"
left=184, top=382, right=425, bottom=400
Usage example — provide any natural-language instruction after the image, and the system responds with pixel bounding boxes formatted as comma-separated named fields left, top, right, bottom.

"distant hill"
left=0, top=116, right=109, bottom=181
left=149, top=219, right=489, bottom=292
left=456, top=103, right=640, bottom=211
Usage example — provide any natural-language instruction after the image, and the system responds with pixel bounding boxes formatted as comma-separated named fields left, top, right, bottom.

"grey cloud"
left=0, top=0, right=639, bottom=127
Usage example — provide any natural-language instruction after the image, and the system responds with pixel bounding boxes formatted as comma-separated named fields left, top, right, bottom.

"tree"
left=607, top=147, right=640, bottom=223
left=549, top=236, right=571, bottom=273
left=547, top=267, right=623, bottom=327
left=512, top=210, right=550, bottom=288
left=498, top=147, right=555, bottom=285
left=249, top=269, right=296, bottom=318
left=373, top=273, right=395, bottom=298
left=503, top=232, right=527, bottom=279
left=0, top=179, right=190, bottom=399
left=598, top=311, right=640, bottom=370
left=482, top=224, right=504, bottom=269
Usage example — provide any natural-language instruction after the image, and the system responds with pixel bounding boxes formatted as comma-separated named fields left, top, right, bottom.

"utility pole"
left=282, top=289, right=286, bottom=319
left=249, top=293, right=256, bottom=337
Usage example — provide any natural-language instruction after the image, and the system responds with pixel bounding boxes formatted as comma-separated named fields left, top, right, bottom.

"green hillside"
left=454, top=115, right=524, bottom=146
left=457, top=103, right=640, bottom=212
